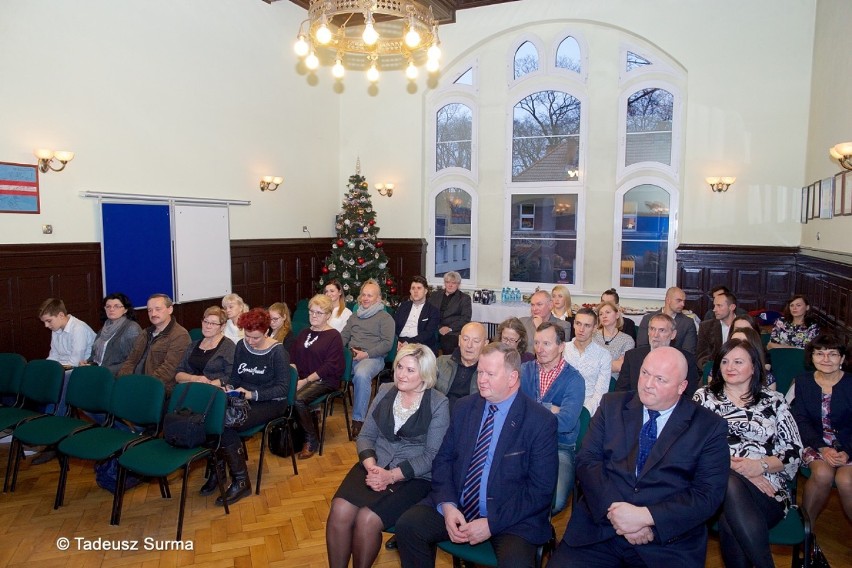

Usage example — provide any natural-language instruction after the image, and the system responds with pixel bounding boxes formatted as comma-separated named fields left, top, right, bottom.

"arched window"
left=434, top=187, right=473, bottom=279
left=625, top=88, right=674, bottom=167
left=615, top=183, right=676, bottom=291
left=508, top=194, right=578, bottom=285
left=555, top=36, right=581, bottom=73
left=436, top=103, right=473, bottom=172
left=512, top=91, right=581, bottom=182
left=513, top=41, right=539, bottom=80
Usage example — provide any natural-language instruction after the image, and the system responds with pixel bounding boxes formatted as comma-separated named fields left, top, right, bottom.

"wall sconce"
left=705, top=176, right=736, bottom=193
left=259, top=176, right=283, bottom=192
left=375, top=183, right=394, bottom=197
left=829, top=142, right=852, bottom=170
left=34, top=148, right=74, bottom=173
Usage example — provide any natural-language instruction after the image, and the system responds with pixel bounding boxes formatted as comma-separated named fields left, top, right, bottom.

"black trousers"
left=395, top=503, right=538, bottom=568
left=293, top=381, right=334, bottom=447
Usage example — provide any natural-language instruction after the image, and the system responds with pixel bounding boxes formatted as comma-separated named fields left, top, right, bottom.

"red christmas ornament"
left=385, top=278, right=393, bottom=286
left=368, top=219, right=376, bottom=226
left=336, top=239, right=344, bottom=247
left=321, top=266, right=329, bottom=274
left=357, top=257, right=365, bottom=265
left=390, top=286, right=397, bottom=294
left=376, top=241, right=383, bottom=248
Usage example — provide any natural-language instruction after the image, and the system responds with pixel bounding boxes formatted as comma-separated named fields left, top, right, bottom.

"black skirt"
left=334, top=462, right=432, bottom=528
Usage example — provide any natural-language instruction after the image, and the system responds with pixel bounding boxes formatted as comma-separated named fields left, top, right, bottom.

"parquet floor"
left=0, top=410, right=849, bottom=567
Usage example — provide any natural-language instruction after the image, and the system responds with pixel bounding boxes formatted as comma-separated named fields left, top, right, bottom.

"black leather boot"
left=216, top=441, right=252, bottom=506
left=200, top=454, right=225, bottom=496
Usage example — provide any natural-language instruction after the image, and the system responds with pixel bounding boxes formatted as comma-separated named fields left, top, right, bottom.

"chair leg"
left=3, top=438, right=16, bottom=493
left=255, top=429, right=266, bottom=494
left=342, top=396, right=351, bottom=441
left=317, top=401, right=330, bottom=456
left=7, top=438, right=25, bottom=493
left=159, top=476, right=171, bottom=499
left=54, top=454, right=70, bottom=509
left=287, top=422, right=298, bottom=476
left=111, top=465, right=127, bottom=525
left=175, top=464, right=191, bottom=540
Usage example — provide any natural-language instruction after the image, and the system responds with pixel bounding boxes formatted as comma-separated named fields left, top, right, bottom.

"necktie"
left=636, top=409, right=660, bottom=475
left=460, top=404, right=498, bottom=522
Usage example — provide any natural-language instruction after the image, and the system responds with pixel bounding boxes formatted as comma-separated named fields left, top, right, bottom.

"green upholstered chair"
left=0, top=353, right=27, bottom=407
left=4, top=365, right=114, bottom=493
left=309, top=348, right=353, bottom=455
left=768, top=348, right=807, bottom=395
left=54, top=373, right=166, bottom=509
left=111, top=382, right=228, bottom=540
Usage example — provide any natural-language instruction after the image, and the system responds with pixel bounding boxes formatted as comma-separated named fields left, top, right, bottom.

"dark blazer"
left=428, top=290, right=472, bottom=334
left=792, top=371, right=852, bottom=454
left=622, top=317, right=637, bottom=342
left=637, top=311, right=698, bottom=354
left=696, top=319, right=724, bottom=370
left=425, top=391, right=558, bottom=545
left=563, top=391, right=729, bottom=566
left=615, top=345, right=699, bottom=398
left=394, top=299, right=441, bottom=352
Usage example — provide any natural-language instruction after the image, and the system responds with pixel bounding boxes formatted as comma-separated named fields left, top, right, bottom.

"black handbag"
left=225, top=395, right=250, bottom=428
left=163, top=386, right=217, bottom=448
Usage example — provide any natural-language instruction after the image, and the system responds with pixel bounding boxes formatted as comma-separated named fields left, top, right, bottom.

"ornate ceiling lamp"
left=293, top=0, right=442, bottom=82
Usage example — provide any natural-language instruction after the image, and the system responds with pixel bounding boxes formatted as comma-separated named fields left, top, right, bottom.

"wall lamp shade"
left=260, top=176, right=284, bottom=192
left=706, top=176, right=736, bottom=193
left=34, top=148, right=74, bottom=173
left=829, top=142, right=852, bottom=170
left=374, top=183, right=394, bottom=197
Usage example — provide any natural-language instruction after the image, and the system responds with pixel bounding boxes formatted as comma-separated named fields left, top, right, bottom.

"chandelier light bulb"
left=367, top=63, right=380, bottom=82
left=362, top=21, right=379, bottom=46
left=405, top=60, right=419, bottom=80
left=294, top=34, right=309, bottom=57
left=405, top=27, right=421, bottom=48
left=426, top=57, right=439, bottom=73
left=332, top=58, right=345, bottom=78
left=427, top=42, right=441, bottom=61
left=316, top=23, right=332, bottom=45
left=305, top=51, right=320, bottom=70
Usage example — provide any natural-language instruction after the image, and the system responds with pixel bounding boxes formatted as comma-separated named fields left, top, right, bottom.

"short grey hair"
left=443, top=271, right=462, bottom=284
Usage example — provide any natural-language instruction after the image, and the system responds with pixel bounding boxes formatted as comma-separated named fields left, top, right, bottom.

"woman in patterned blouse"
left=694, top=339, right=802, bottom=568
left=767, top=294, right=820, bottom=350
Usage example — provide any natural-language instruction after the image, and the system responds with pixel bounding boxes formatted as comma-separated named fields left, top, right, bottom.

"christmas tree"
left=318, top=165, right=400, bottom=306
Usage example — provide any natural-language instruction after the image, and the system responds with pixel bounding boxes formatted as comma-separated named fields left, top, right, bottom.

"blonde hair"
left=203, top=306, right=227, bottom=325
left=394, top=343, right=438, bottom=392
left=551, top=284, right=573, bottom=316
left=309, top=294, right=333, bottom=314
left=222, top=293, right=249, bottom=315
left=596, top=301, right=624, bottom=331
left=268, top=302, right=292, bottom=343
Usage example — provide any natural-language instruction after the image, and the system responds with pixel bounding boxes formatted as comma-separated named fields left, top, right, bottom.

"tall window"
left=617, top=184, right=673, bottom=290
left=509, top=194, right=577, bottom=284
left=434, top=188, right=472, bottom=278
left=625, top=88, right=673, bottom=167
left=556, top=36, right=581, bottom=73
left=514, top=41, right=539, bottom=79
left=512, top=91, right=581, bottom=182
left=436, top=103, right=473, bottom=172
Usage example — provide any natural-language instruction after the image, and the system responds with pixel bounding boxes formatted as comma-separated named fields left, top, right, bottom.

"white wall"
left=802, top=0, right=852, bottom=253
left=0, top=0, right=341, bottom=244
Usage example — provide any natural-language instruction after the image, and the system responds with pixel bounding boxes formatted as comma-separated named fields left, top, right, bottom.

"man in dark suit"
left=550, top=347, right=729, bottom=567
left=696, top=291, right=738, bottom=370
left=615, top=313, right=699, bottom=397
left=396, top=342, right=558, bottom=568
left=394, top=275, right=441, bottom=354
left=637, top=287, right=697, bottom=354
left=428, top=271, right=473, bottom=355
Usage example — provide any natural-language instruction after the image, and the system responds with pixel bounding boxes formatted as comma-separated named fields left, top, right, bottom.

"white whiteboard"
left=173, top=204, right=232, bottom=302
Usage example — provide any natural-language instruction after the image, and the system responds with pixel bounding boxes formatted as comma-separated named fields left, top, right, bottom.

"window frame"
left=551, top=31, right=588, bottom=82
left=427, top=182, right=479, bottom=287
left=611, top=177, right=679, bottom=299
left=508, top=34, right=546, bottom=85
left=616, top=80, right=682, bottom=181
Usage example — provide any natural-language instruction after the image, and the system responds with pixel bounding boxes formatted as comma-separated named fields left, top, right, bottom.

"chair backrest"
left=287, top=367, right=298, bottom=405
left=0, top=353, right=27, bottom=398
left=342, top=348, right=353, bottom=386
left=20, top=359, right=66, bottom=407
left=768, top=348, right=807, bottom=395
left=112, top=374, right=166, bottom=431
left=385, top=334, right=399, bottom=364
left=65, top=366, right=115, bottom=415
left=576, top=407, right=592, bottom=450
left=702, top=361, right=714, bottom=385
left=168, top=382, right=226, bottom=436
left=188, top=327, right=204, bottom=341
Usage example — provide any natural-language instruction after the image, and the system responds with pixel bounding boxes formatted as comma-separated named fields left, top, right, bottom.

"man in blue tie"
left=395, top=342, right=558, bottom=568
left=550, top=347, right=729, bottom=567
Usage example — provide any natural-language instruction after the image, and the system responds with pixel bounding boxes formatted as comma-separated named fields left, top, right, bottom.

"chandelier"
left=293, top=0, right=442, bottom=82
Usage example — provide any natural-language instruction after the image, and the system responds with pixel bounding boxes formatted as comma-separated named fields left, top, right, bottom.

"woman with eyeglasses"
left=268, top=302, right=295, bottom=352
left=694, top=339, right=802, bottom=568
left=175, top=306, right=235, bottom=387
left=290, top=294, right=345, bottom=459
left=495, top=317, right=535, bottom=363
left=83, top=292, right=142, bottom=376
left=792, top=333, right=852, bottom=523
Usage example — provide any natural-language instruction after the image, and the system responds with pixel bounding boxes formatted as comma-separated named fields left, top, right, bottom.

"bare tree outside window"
left=556, top=37, right=581, bottom=73
left=436, top=103, right=472, bottom=171
left=626, top=51, right=652, bottom=72
left=514, top=41, right=539, bottom=80
left=512, top=90, right=581, bottom=182
left=625, top=88, right=673, bottom=166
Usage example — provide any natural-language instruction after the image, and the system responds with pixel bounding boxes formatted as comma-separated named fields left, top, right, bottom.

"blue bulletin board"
left=101, top=203, right=174, bottom=308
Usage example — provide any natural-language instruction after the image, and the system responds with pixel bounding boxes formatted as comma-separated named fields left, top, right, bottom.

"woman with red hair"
left=200, top=307, right=290, bottom=505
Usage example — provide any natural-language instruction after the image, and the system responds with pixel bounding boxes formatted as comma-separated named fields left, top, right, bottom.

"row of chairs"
left=0, top=353, right=302, bottom=540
